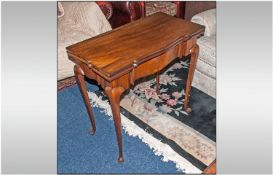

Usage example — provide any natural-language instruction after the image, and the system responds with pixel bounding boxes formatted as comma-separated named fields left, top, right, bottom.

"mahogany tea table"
left=66, top=12, right=204, bottom=162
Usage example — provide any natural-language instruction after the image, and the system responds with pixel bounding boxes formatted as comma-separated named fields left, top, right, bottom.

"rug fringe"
left=88, top=91, right=202, bottom=174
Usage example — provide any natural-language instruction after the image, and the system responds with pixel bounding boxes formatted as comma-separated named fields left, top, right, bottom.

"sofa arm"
left=109, top=1, right=145, bottom=28
left=96, top=2, right=113, bottom=20
left=112, top=1, right=145, bottom=21
left=191, top=9, right=216, bottom=37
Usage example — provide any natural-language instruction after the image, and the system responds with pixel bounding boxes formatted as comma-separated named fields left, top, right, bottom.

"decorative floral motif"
left=166, top=99, right=177, bottom=106
left=144, top=88, right=159, bottom=100
left=160, top=93, right=170, bottom=100
left=145, top=2, right=177, bottom=17
left=132, top=58, right=189, bottom=117
left=93, top=57, right=216, bottom=167
left=144, top=103, right=156, bottom=113
left=172, top=62, right=183, bottom=69
left=135, top=81, right=153, bottom=92
left=119, top=92, right=216, bottom=166
left=172, top=91, right=183, bottom=99
left=159, top=74, right=173, bottom=86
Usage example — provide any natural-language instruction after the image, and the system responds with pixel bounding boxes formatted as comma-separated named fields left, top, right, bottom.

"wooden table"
left=66, top=12, right=204, bottom=162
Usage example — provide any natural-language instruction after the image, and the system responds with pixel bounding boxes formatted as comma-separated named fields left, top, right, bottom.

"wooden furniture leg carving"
left=184, top=44, right=199, bottom=113
left=74, top=65, right=96, bottom=135
left=105, top=86, right=125, bottom=162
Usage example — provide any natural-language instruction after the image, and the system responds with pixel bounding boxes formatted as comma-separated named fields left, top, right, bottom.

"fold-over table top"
left=66, top=12, right=204, bottom=79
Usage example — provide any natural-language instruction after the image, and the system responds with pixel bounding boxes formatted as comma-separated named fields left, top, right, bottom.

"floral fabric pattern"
left=120, top=93, right=216, bottom=166
left=94, top=57, right=216, bottom=167
left=145, top=2, right=177, bottom=16
left=133, top=57, right=189, bottom=118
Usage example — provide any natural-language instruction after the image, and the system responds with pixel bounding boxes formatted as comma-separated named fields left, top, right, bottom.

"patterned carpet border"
left=57, top=77, right=77, bottom=91
left=88, top=91, right=202, bottom=173
left=57, top=59, right=216, bottom=173
left=57, top=78, right=204, bottom=173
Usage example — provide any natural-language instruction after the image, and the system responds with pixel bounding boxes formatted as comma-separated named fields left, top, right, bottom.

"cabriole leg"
left=156, top=72, right=160, bottom=95
left=74, top=65, right=96, bottom=135
left=105, top=86, right=125, bottom=162
left=184, top=44, right=199, bottom=113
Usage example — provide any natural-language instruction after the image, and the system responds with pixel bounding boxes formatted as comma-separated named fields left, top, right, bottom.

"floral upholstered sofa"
left=191, top=9, right=216, bottom=98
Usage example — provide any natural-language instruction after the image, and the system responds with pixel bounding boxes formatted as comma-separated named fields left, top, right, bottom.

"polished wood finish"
left=156, top=72, right=160, bottom=95
left=184, top=43, right=199, bottom=112
left=105, top=86, right=125, bottom=162
left=67, top=13, right=204, bottom=81
left=74, top=65, right=96, bottom=135
left=67, top=12, right=204, bottom=162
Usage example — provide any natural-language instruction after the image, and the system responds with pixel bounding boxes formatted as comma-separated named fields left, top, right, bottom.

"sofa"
left=109, top=1, right=216, bottom=28
left=58, top=2, right=112, bottom=80
left=191, top=9, right=216, bottom=98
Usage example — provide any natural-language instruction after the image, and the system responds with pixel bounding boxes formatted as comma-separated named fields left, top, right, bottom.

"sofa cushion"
left=192, top=70, right=216, bottom=98
left=197, top=35, right=216, bottom=68
left=58, top=2, right=112, bottom=80
left=196, top=58, right=216, bottom=79
left=58, top=30, right=91, bottom=80
left=58, top=2, right=64, bottom=18
left=191, top=9, right=216, bottom=37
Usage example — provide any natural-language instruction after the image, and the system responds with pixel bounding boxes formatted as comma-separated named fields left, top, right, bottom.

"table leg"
left=105, top=86, right=125, bottom=162
left=156, top=72, right=160, bottom=95
left=184, top=44, right=199, bottom=113
left=74, top=65, right=96, bottom=135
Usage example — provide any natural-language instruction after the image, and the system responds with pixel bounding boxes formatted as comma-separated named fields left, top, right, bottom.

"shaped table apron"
left=68, top=37, right=197, bottom=89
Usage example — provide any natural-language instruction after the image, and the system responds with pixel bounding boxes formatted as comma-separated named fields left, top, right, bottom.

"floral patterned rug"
left=90, top=56, right=216, bottom=171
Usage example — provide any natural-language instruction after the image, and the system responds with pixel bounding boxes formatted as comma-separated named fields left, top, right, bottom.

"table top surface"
left=67, top=12, right=204, bottom=78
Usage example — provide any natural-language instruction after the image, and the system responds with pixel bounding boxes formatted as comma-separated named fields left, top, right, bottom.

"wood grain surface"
left=67, top=12, right=204, bottom=80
